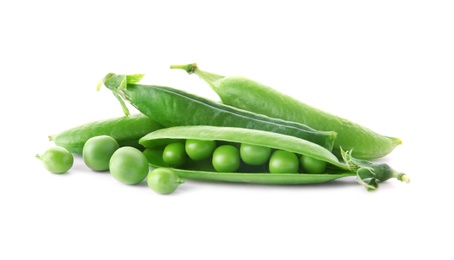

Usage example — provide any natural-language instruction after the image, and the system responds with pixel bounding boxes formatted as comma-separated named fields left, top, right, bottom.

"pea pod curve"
left=171, top=63, right=402, bottom=160
left=100, top=73, right=337, bottom=150
left=139, top=126, right=409, bottom=191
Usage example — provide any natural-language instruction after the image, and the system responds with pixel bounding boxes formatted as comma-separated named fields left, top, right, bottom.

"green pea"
left=162, top=142, right=187, bottom=167
left=212, top=145, right=240, bottom=172
left=269, top=150, right=299, bottom=174
left=147, top=168, right=183, bottom=194
left=36, top=146, right=73, bottom=174
left=301, top=155, right=327, bottom=174
left=109, top=147, right=149, bottom=185
left=82, top=135, right=119, bottom=171
left=240, top=143, right=271, bottom=165
left=185, top=139, right=216, bottom=161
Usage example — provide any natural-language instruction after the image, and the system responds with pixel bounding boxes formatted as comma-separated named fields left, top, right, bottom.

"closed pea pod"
left=140, top=126, right=409, bottom=191
left=171, top=63, right=402, bottom=160
left=100, top=73, right=336, bottom=151
left=49, top=114, right=163, bottom=154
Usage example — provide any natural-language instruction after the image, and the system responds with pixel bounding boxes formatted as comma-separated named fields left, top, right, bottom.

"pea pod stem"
left=170, top=63, right=224, bottom=84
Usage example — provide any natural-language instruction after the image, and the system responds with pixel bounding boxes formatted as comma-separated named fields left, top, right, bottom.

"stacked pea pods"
left=37, top=64, right=409, bottom=194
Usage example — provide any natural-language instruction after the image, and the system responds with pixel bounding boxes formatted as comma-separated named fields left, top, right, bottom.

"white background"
left=1, top=0, right=453, bottom=259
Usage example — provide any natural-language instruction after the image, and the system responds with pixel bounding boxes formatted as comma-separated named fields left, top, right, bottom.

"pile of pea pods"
left=37, top=64, right=409, bottom=194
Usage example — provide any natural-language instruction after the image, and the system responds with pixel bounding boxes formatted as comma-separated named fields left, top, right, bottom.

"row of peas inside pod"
left=158, top=139, right=327, bottom=174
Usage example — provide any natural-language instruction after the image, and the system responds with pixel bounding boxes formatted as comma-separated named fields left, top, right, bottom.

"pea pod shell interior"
left=140, top=125, right=349, bottom=171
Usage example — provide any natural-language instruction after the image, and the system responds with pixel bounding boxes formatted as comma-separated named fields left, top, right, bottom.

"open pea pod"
left=139, top=126, right=409, bottom=191
left=143, top=147, right=355, bottom=185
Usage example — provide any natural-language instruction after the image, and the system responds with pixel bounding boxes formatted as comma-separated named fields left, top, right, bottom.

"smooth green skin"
left=147, top=168, right=182, bottom=194
left=102, top=74, right=336, bottom=151
left=109, top=147, right=149, bottom=185
left=185, top=139, right=216, bottom=161
left=83, top=135, right=119, bottom=171
left=172, top=64, right=402, bottom=160
left=240, top=143, right=271, bottom=165
left=172, top=170, right=353, bottom=185
left=212, top=145, right=241, bottom=172
left=50, top=114, right=163, bottom=154
left=162, top=142, right=187, bottom=167
left=37, top=146, right=74, bottom=174
left=301, top=156, right=327, bottom=174
left=269, top=150, right=299, bottom=174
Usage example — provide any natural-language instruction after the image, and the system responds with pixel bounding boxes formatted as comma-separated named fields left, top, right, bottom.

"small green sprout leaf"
left=126, top=74, right=144, bottom=84
left=356, top=167, right=379, bottom=191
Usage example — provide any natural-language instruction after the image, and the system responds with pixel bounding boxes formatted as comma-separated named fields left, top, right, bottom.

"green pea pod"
left=171, top=63, right=402, bottom=160
left=49, top=114, right=163, bottom=154
left=142, top=146, right=354, bottom=185
left=139, top=126, right=409, bottom=191
left=100, top=73, right=337, bottom=150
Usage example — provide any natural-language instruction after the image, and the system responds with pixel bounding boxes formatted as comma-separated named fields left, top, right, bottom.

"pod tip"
left=398, top=173, right=410, bottom=183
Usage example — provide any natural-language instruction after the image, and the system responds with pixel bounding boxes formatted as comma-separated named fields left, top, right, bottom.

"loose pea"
left=301, top=155, right=327, bottom=174
left=147, top=168, right=183, bottom=194
left=185, top=139, right=216, bottom=161
left=109, top=147, right=149, bottom=185
left=212, top=145, right=240, bottom=172
left=162, top=142, right=187, bottom=167
left=269, top=150, right=299, bottom=174
left=240, top=143, right=271, bottom=165
left=83, top=135, right=119, bottom=171
left=36, top=146, right=73, bottom=174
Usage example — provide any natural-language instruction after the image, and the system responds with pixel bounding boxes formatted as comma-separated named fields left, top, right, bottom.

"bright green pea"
left=109, top=147, right=149, bottom=185
left=301, top=155, right=327, bottom=174
left=83, top=135, right=119, bottom=171
left=212, top=145, right=240, bottom=172
left=36, top=146, right=73, bottom=174
left=147, top=168, right=183, bottom=194
left=185, top=139, right=216, bottom=161
left=269, top=150, right=299, bottom=174
left=240, top=143, right=271, bottom=165
left=162, top=142, right=187, bottom=167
